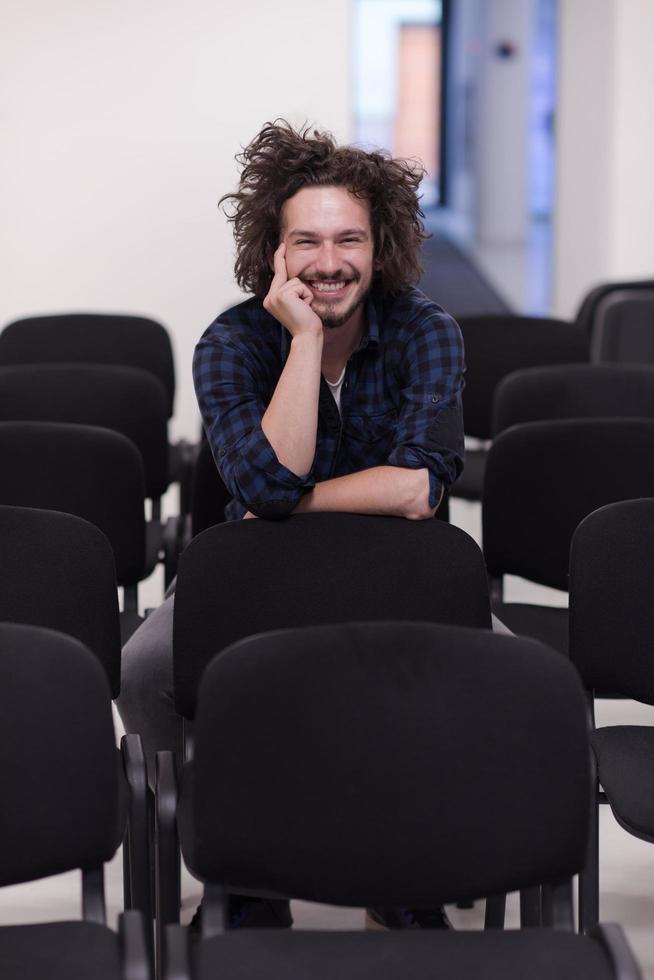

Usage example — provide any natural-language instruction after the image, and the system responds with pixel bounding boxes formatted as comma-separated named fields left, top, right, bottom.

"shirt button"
left=431, top=394, right=440, bottom=404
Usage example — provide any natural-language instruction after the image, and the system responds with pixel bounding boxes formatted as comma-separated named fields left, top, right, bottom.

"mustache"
left=300, top=271, right=359, bottom=283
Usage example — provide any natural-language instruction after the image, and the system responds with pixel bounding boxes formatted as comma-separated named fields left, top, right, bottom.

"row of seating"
left=454, top=275, right=654, bottom=504
left=1, top=293, right=653, bottom=979
left=1, top=500, right=651, bottom=978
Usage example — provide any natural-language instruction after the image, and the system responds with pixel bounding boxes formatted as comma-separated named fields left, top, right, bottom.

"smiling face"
left=281, top=185, right=375, bottom=329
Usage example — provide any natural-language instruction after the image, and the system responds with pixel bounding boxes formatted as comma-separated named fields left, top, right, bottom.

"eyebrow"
left=287, top=227, right=370, bottom=239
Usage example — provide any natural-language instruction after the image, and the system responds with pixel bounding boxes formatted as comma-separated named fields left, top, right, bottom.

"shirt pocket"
left=343, top=409, right=398, bottom=460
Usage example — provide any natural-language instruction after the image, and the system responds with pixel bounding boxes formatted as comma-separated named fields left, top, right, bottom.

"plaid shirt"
left=193, top=286, right=465, bottom=520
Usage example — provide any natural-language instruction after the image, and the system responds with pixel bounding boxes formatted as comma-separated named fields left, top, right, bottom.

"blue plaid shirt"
left=193, top=286, right=465, bottom=520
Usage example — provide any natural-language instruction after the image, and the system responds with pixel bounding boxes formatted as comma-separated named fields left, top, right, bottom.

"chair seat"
left=0, top=921, right=123, bottom=980
left=491, top=602, right=569, bottom=655
left=192, top=928, right=615, bottom=980
left=592, top=726, right=654, bottom=841
left=451, top=448, right=487, bottom=500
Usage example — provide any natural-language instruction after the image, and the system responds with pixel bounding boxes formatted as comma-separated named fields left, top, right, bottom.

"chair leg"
left=579, top=785, right=600, bottom=933
left=123, top=826, right=133, bottom=909
left=485, top=894, right=506, bottom=929
left=520, top=886, right=542, bottom=927
left=155, top=751, right=181, bottom=979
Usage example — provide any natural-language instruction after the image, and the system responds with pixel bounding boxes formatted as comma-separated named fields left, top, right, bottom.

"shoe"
left=189, top=896, right=293, bottom=937
left=366, top=905, right=453, bottom=929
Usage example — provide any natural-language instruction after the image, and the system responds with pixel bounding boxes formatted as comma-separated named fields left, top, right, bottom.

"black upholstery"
left=190, top=440, right=233, bottom=537
left=590, top=727, right=654, bottom=841
left=493, top=364, right=654, bottom=435
left=0, top=624, right=118, bottom=885
left=0, top=922, right=123, bottom=980
left=163, top=622, right=638, bottom=979
left=0, top=311, right=175, bottom=417
left=191, top=929, right=616, bottom=980
left=458, top=314, right=589, bottom=440
left=0, top=505, right=121, bottom=697
left=483, top=419, right=654, bottom=593
left=187, top=623, right=589, bottom=907
left=591, top=289, right=654, bottom=365
left=172, top=513, right=492, bottom=718
left=0, top=363, right=169, bottom=498
left=568, top=499, right=654, bottom=930
left=574, top=278, right=654, bottom=341
left=0, top=421, right=148, bottom=587
left=451, top=314, right=588, bottom=501
left=0, top=623, right=151, bottom=978
left=569, top=499, right=654, bottom=701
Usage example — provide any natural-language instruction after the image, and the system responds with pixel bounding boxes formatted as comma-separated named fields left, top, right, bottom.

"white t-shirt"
left=325, top=366, right=347, bottom=414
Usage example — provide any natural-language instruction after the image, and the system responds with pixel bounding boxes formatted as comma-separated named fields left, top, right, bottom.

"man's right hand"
left=263, top=243, right=323, bottom=338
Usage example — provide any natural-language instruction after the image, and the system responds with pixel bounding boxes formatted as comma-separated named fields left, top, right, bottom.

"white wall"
left=553, top=0, right=654, bottom=317
left=0, top=0, right=352, bottom=439
left=475, top=0, right=534, bottom=244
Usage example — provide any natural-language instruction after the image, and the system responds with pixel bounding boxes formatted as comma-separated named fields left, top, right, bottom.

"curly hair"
left=219, top=120, right=429, bottom=298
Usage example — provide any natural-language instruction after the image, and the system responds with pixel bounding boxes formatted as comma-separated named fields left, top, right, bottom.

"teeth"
left=311, top=282, right=346, bottom=292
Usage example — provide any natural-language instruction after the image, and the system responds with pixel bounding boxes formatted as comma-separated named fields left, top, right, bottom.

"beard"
left=304, top=271, right=371, bottom=329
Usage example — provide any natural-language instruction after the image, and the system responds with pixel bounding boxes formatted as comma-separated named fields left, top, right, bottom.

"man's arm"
left=293, top=465, right=438, bottom=521
left=260, top=242, right=323, bottom=475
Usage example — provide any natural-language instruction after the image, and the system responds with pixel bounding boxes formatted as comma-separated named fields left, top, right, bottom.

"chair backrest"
left=483, top=418, right=654, bottom=591
left=458, top=314, right=589, bottom=439
left=190, top=621, right=589, bottom=907
left=574, top=277, right=654, bottom=340
left=0, top=421, right=147, bottom=587
left=0, top=312, right=175, bottom=417
left=190, top=440, right=233, bottom=537
left=569, top=498, right=654, bottom=703
left=493, top=363, right=654, bottom=435
left=173, top=513, right=492, bottom=718
left=0, top=623, right=119, bottom=886
left=0, top=505, right=122, bottom=697
left=591, top=289, right=654, bottom=364
left=0, top=364, right=169, bottom=499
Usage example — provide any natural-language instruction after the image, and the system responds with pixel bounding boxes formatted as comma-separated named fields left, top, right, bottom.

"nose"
left=314, top=241, right=341, bottom=277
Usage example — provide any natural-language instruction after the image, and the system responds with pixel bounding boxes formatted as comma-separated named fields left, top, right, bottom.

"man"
left=194, top=120, right=464, bottom=523
left=119, top=120, right=464, bottom=931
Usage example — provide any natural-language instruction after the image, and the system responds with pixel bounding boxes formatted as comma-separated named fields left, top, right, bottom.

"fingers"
left=270, top=242, right=288, bottom=289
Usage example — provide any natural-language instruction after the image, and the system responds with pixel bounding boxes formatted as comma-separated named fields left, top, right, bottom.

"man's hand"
left=263, top=243, right=323, bottom=337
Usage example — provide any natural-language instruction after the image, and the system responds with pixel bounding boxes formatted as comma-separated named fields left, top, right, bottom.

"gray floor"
left=3, top=496, right=654, bottom=978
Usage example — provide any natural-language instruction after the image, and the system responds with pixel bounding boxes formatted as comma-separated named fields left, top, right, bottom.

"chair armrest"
left=120, top=735, right=153, bottom=929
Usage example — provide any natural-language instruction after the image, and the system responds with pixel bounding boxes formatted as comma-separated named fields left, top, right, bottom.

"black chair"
left=172, top=513, right=492, bottom=722
left=0, top=312, right=175, bottom=417
left=492, top=363, right=654, bottom=434
left=574, top=279, right=654, bottom=359
left=0, top=622, right=151, bottom=980
left=160, top=621, right=641, bottom=979
left=569, top=498, right=654, bottom=932
left=483, top=419, right=654, bottom=652
left=453, top=315, right=588, bottom=501
left=0, top=363, right=169, bottom=506
left=155, top=514, right=492, bottom=952
left=0, top=311, right=197, bottom=511
left=0, top=363, right=178, bottom=584
left=0, top=421, right=154, bottom=638
left=0, top=504, right=152, bottom=936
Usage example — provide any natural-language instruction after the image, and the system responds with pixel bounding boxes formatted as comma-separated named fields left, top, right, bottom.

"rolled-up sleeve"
left=193, top=332, right=315, bottom=518
left=386, top=309, right=465, bottom=508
